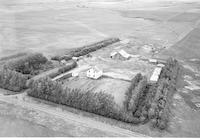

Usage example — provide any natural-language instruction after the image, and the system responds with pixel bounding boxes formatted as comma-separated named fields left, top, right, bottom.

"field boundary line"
left=0, top=94, right=148, bottom=137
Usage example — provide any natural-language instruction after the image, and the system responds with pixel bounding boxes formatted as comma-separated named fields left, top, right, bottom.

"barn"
left=110, top=49, right=131, bottom=60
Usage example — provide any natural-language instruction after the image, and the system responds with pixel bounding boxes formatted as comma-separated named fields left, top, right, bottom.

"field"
left=1, top=0, right=200, bottom=137
left=160, top=28, right=200, bottom=60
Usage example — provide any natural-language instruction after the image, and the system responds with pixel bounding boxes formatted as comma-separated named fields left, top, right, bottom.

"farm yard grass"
left=1, top=0, right=200, bottom=137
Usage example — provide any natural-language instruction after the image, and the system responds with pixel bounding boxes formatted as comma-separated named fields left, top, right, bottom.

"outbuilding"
left=110, top=49, right=131, bottom=60
left=149, top=59, right=157, bottom=64
left=150, top=67, right=162, bottom=83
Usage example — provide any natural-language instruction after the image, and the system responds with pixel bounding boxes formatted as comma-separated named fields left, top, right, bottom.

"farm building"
left=87, top=66, right=103, bottom=79
left=72, top=57, right=79, bottom=61
left=110, top=49, right=131, bottom=60
left=72, top=72, right=79, bottom=77
left=149, top=59, right=157, bottom=64
left=150, top=67, right=162, bottom=83
left=157, top=63, right=165, bottom=67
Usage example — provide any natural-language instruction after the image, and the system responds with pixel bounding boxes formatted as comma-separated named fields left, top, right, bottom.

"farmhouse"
left=110, top=49, right=131, bottom=60
left=87, top=66, right=103, bottom=79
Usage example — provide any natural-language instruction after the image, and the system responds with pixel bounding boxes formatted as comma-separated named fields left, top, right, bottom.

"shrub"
left=48, top=61, right=77, bottom=79
left=57, top=73, right=72, bottom=81
left=5, top=53, right=48, bottom=75
left=48, top=72, right=60, bottom=79
left=149, top=58, right=180, bottom=130
left=61, top=55, right=73, bottom=61
left=128, top=76, right=147, bottom=113
left=51, top=38, right=120, bottom=62
left=123, top=73, right=143, bottom=111
left=0, top=52, right=27, bottom=61
left=51, top=56, right=61, bottom=61
left=71, top=37, right=119, bottom=57
left=58, top=61, right=77, bottom=74
left=0, top=67, right=28, bottom=92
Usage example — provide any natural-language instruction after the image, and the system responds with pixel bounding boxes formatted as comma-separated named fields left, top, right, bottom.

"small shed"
left=87, top=66, right=103, bottom=79
left=72, top=72, right=79, bottom=77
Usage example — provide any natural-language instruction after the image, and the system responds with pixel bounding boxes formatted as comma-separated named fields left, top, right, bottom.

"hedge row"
left=51, top=55, right=72, bottom=62
left=123, top=73, right=150, bottom=123
left=0, top=52, right=28, bottom=62
left=27, top=77, right=143, bottom=124
left=123, top=73, right=143, bottom=111
left=128, top=77, right=147, bottom=113
left=122, top=58, right=180, bottom=128
left=51, top=38, right=120, bottom=61
left=48, top=60, right=77, bottom=79
left=0, top=67, right=28, bottom=92
left=149, top=79, right=170, bottom=129
left=149, top=58, right=180, bottom=130
left=5, top=53, right=48, bottom=75
left=71, top=38, right=120, bottom=57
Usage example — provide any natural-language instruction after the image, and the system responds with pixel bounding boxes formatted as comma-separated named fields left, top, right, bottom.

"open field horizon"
left=1, top=0, right=200, bottom=137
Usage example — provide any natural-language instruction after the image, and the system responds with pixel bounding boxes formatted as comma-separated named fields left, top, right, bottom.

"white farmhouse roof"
left=150, top=67, right=162, bottom=82
left=90, top=66, right=102, bottom=73
left=87, top=66, right=103, bottom=79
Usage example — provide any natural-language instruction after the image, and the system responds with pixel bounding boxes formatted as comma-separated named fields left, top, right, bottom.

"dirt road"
left=0, top=93, right=146, bottom=137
